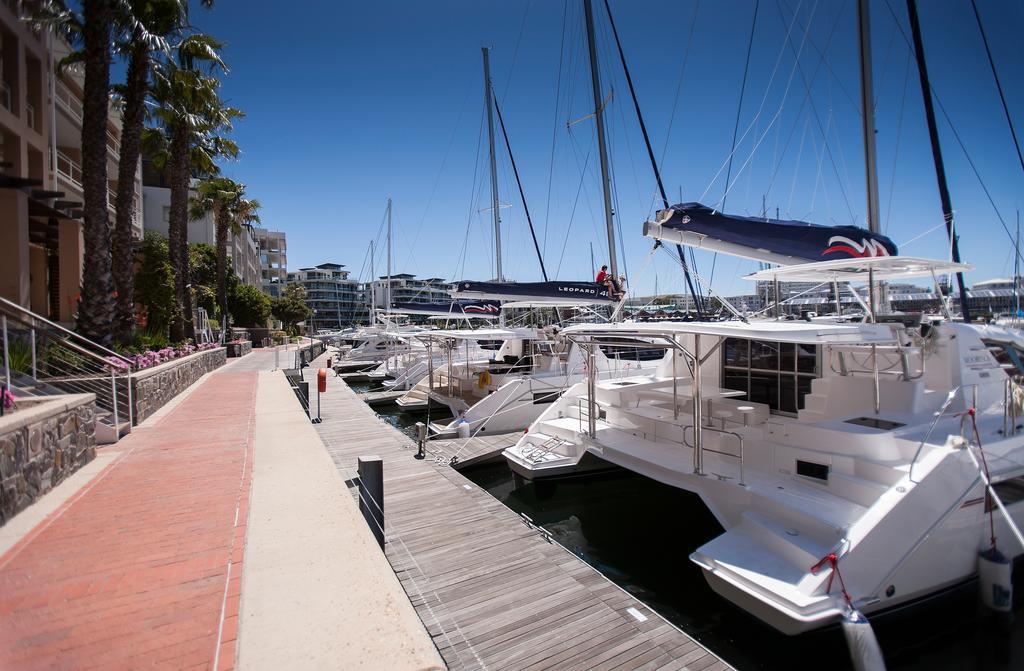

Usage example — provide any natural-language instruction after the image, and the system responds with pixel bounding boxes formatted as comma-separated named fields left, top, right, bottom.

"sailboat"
left=503, top=0, right=1024, bottom=637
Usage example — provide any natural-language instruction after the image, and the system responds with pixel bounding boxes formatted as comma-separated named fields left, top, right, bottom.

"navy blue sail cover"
left=454, top=281, right=615, bottom=303
left=655, top=203, right=898, bottom=262
left=392, top=300, right=500, bottom=316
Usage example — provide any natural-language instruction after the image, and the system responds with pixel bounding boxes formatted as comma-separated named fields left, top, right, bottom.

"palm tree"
left=34, top=1, right=184, bottom=345
left=143, top=36, right=239, bottom=342
left=189, top=177, right=259, bottom=338
left=112, top=0, right=211, bottom=345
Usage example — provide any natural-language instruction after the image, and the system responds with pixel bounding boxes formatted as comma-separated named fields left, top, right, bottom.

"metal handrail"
left=683, top=424, right=746, bottom=486
left=0, top=295, right=134, bottom=367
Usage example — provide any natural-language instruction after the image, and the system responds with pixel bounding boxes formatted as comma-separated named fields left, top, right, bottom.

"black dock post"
left=358, top=456, right=384, bottom=549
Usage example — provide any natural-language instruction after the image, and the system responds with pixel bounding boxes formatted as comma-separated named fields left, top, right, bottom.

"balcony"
left=0, top=80, right=10, bottom=113
left=56, top=150, right=82, bottom=188
left=25, top=101, right=36, bottom=131
left=55, top=80, right=82, bottom=124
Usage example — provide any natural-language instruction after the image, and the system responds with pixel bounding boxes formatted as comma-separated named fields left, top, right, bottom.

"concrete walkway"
left=0, top=348, right=441, bottom=670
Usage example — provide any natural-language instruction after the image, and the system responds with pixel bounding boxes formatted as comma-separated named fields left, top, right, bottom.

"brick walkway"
left=0, top=370, right=257, bottom=670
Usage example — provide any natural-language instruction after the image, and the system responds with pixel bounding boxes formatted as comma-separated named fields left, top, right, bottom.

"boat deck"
left=360, top=388, right=408, bottom=407
left=310, top=352, right=731, bottom=670
left=428, top=432, right=521, bottom=468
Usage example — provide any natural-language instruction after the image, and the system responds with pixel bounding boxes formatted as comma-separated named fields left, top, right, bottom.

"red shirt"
left=596, top=270, right=608, bottom=283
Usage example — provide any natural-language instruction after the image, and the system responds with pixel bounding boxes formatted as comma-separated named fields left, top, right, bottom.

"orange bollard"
left=318, top=368, right=328, bottom=393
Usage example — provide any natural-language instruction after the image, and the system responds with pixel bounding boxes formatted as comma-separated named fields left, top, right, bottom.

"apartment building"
left=368, top=274, right=452, bottom=309
left=288, top=263, right=367, bottom=329
left=253, top=227, right=287, bottom=298
left=0, top=5, right=142, bottom=322
left=142, top=180, right=261, bottom=288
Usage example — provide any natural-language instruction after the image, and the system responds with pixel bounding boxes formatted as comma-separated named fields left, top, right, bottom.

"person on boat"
left=596, top=265, right=623, bottom=299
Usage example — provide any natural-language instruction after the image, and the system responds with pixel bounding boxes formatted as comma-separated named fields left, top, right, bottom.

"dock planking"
left=308, top=352, right=730, bottom=671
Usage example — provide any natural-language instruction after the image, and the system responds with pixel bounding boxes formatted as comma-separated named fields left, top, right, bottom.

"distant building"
left=142, top=182, right=261, bottom=288
left=288, top=263, right=367, bottom=329
left=369, top=274, right=452, bottom=309
left=253, top=228, right=287, bottom=298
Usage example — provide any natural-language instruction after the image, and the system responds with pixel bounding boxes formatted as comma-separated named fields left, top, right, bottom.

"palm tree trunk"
left=215, top=208, right=229, bottom=339
left=112, top=39, right=149, bottom=345
left=76, top=0, right=115, bottom=346
left=167, top=123, right=193, bottom=342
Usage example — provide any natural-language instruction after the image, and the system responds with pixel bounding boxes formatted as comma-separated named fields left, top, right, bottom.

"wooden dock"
left=310, top=362, right=731, bottom=671
left=428, top=433, right=521, bottom=468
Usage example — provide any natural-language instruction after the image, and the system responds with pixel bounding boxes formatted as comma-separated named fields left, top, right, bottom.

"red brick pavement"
left=0, top=371, right=257, bottom=670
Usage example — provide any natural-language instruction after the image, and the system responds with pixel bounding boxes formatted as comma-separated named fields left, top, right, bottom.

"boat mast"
left=369, top=239, right=376, bottom=325
left=857, top=0, right=887, bottom=316
left=905, top=0, right=971, bottom=322
left=583, top=0, right=617, bottom=280
left=482, top=47, right=503, bottom=282
left=386, top=197, right=392, bottom=314
left=1016, top=211, right=1021, bottom=319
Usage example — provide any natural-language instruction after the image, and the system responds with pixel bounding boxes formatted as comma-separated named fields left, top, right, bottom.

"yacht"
left=504, top=255, right=1024, bottom=635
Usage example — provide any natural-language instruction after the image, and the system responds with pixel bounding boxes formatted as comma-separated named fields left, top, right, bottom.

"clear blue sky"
left=192, top=0, right=1023, bottom=297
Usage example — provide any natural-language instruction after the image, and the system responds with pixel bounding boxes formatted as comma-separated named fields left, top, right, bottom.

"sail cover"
left=454, top=281, right=615, bottom=304
left=643, top=202, right=898, bottom=266
left=391, top=300, right=500, bottom=318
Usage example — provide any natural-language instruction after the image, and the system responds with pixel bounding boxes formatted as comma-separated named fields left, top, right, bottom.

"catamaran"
left=504, top=203, right=1024, bottom=635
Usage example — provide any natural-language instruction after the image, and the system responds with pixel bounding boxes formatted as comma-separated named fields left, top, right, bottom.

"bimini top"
left=644, top=202, right=899, bottom=266
left=745, top=256, right=973, bottom=282
left=562, top=319, right=897, bottom=345
left=415, top=327, right=538, bottom=341
left=391, top=299, right=500, bottom=319
left=453, top=280, right=615, bottom=304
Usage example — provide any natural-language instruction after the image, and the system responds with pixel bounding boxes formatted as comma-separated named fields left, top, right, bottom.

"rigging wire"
left=713, top=0, right=760, bottom=289
left=698, top=0, right=807, bottom=203
left=401, top=81, right=473, bottom=273
left=542, top=0, right=570, bottom=261
left=658, top=1, right=701, bottom=171
left=451, top=102, right=487, bottom=282
left=501, top=0, right=533, bottom=100
left=601, top=0, right=702, bottom=315
left=880, top=0, right=1022, bottom=268
left=493, top=94, right=549, bottom=280
left=883, top=51, right=913, bottom=234
left=970, top=0, right=1024, bottom=178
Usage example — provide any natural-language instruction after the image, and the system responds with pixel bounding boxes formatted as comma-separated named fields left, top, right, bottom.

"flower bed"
left=106, top=342, right=219, bottom=372
left=131, top=347, right=226, bottom=424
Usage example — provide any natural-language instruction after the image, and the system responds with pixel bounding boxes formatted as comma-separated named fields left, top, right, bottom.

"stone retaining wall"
left=226, top=341, right=253, bottom=358
left=131, top=348, right=226, bottom=424
left=0, top=394, right=97, bottom=525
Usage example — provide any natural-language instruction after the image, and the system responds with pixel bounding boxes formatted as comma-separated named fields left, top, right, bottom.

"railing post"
left=587, top=345, right=597, bottom=438
left=126, top=369, right=134, bottom=427
left=358, top=456, right=384, bottom=549
left=110, top=368, right=119, bottom=433
left=693, top=334, right=704, bottom=475
left=2, top=314, right=9, bottom=390
left=30, top=328, right=37, bottom=379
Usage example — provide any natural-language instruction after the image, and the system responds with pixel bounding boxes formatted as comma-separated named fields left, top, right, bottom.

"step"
left=692, top=527, right=827, bottom=612
left=802, top=393, right=826, bottom=413
left=738, top=510, right=833, bottom=569
left=827, top=471, right=890, bottom=508
left=797, top=409, right=824, bottom=423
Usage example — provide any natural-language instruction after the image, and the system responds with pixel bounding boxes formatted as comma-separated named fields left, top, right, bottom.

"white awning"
left=415, top=327, right=538, bottom=341
left=562, top=319, right=897, bottom=344
left=744, top=256, right=972, bottom=282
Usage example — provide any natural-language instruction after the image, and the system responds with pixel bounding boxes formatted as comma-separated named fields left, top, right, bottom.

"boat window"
left=595, top=337, right=665, bottom=361
left=476, top=339, right=504, bottom=351
left=532, top=391, right=559, bottom=405
left=722, top=338, right=819, bottom=415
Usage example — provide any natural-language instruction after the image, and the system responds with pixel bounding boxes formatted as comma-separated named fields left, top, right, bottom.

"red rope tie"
left=810, top=552, right=853, bottom=608
left=968, top=406, right=998, bottom=550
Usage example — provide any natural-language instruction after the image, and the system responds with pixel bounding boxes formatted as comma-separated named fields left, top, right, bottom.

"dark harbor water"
left=350, top=377, right=1023, bottom=670
left=348, top=381, right=453, bottom=439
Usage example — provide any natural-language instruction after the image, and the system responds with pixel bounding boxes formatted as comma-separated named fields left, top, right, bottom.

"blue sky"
left=192, top=0, right=1023, bottom=297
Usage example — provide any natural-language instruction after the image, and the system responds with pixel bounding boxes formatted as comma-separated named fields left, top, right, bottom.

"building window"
left=721, top=338, right=818, bottom=415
